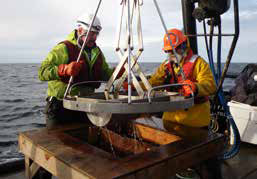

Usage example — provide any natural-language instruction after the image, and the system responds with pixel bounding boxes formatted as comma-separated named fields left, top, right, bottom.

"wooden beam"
left=25, top=156, right=30, bottom=179
left=135, top=123, right=181, bottom=145
left=18, top=121, right=224, bottom=179
left=30, top=162, right=40, bottom=178
left=19, top=135, right=92, bottom=179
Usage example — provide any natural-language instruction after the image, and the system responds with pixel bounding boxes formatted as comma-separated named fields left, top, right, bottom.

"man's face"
left=79, top=28, right=98, bottom=48
left=166, top=43, right=186, bottom=62
left=166, top=43, right=185, bottom=55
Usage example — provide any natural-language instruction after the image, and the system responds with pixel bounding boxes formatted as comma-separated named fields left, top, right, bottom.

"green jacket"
left=38, top=30, right=114, bottom=99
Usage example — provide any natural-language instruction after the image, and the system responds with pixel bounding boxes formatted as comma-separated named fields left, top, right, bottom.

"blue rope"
left=208, top=47, right=240, bottom=159
left=203, top=19, right=240, bottom=159
left=217, top=90, right=241, bottom=159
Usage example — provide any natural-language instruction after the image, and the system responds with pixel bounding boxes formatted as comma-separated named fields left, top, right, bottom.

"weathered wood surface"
left=19, top=121, right=224, bottom=179
left=135, top=123, right=181, bottom=145
left=101, top=128, right=153, bottom=155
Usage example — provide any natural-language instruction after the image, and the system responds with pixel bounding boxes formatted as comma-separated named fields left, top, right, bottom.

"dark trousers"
left=44, top=96, right=89, bottom=129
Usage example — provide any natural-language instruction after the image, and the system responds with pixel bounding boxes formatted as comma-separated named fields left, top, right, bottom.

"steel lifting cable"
left=130, top=0, right=135, bottom=50
left=108, top=0, right=147, bottom=99
left=126, top=0, right=133, bottom=103
left=152, top=0, right=186, bottom=80
left=64, top=0, right=103, bottom=98
left=116, top=0, right=135, bottom=103
left=116, top=1, right=125, bottom=51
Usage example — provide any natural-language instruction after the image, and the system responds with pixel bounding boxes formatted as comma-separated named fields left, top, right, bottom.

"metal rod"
left=217, top=18, right=222, bottom=80
left=67, top=81, right=107, bottom=96
left=127, top=0, right=132, bottom=103
left=153, top=0, right=186, bottom=80
left=186, top=34, right=235, bottom=37
left=130, top=0, right=135, bottom=50
left=209, top=19, right=217, bottom=80
left=116, top=1, right=125, bottom=51
left=152, top=0, right=168, bottom=41
left=203, top=19, right=210, bottom=63
left=63, top=0, right=103, bottom=98
left=147, top=83, right=194, bottom=103
left=215, top=0, right=240, bottom=99
left=137, top=0, right=144, bottom=50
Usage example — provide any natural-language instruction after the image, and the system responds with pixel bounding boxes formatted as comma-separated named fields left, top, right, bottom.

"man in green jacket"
left=38, top=13, right=114, bottom=130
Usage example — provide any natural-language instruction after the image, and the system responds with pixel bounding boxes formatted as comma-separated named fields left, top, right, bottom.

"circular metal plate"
left=87, top=112, right=112, bottom=127
left=63, top=95, right=194, bottom=114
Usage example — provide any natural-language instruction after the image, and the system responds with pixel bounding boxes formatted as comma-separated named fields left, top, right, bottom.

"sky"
left=0, top=0, right=257, bottom=63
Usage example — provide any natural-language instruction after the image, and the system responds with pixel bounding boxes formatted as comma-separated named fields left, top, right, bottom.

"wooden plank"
left=30, top=162, right=40, bottom=178
left=135, top=123, right=181, bottom=145
left=115, top=136, right=224, bottom=178
left=19, top=134, right=92, bottom=179
left=19, top=121, right=224, bottom=179
left=25, top=156, right=30, bottom=179
left=101, top=128, right=152, bottom=155
left=21, top=129, right=119, bottom=176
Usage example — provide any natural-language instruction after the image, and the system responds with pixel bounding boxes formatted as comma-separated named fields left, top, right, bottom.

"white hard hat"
left=77, top=13, right=102, bottom=32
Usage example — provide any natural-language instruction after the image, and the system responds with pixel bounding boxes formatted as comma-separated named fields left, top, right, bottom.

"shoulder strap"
left=59, top=41, right=89, bottom=84
left=60, top=40, right=83, bottom=62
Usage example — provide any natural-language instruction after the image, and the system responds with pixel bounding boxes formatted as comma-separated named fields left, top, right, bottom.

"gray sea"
left=0, top=62, right=247, bottom=165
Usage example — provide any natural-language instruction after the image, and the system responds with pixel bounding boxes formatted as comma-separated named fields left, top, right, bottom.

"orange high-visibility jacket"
left=149, top=50, right=216, bottom=128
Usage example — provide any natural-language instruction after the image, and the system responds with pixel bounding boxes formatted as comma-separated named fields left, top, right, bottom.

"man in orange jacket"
left=148, top=29, right=221, bottom=179
left=148, top=28, right=216, bottom=129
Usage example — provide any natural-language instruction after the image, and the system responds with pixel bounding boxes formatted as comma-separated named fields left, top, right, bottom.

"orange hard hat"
left=163, top=29, right=187, bottom=51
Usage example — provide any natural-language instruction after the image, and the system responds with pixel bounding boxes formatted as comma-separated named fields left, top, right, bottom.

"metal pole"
left=153, top=0, right=186, bottom=80
left=127, top=0, right=132, bottom=103
left=215, top=0, right=240, bottom=99
left=181, top=0, right=198, bottom=54
left=63, top=0, right=103, bottom=98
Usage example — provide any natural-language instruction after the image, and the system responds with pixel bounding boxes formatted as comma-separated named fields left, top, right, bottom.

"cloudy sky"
left=0, top=0, right=256, bottom=63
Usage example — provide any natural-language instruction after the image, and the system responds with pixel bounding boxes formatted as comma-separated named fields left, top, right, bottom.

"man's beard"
left=168, top=53, right=183, bottom=63
left=77, top=34, right=95, bottom=48
left=168, top=48, right=188, bottom=64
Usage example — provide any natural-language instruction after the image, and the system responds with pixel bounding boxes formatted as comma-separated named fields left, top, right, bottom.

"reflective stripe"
left=189, top=55, right=199, bottom=63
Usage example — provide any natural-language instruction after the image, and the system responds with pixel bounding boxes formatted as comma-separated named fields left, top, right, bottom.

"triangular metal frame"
left=105, top=0, right=152, bottom=102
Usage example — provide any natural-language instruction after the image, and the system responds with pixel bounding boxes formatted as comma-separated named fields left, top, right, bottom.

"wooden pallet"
left=18, top=120, right=224, bottom=179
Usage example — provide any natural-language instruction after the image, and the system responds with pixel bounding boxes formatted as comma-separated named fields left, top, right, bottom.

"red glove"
left=58, top=61, right=84, bottom=77
left=123, top=81, right=135, bottom=91
left=182, top=80, right=197, bottom=97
